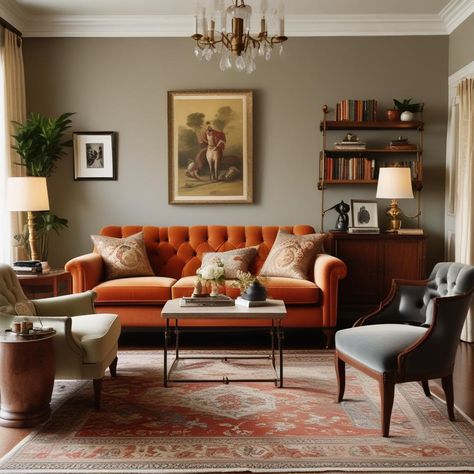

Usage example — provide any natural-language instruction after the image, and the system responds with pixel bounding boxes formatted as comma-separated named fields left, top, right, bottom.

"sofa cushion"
left=201, top=247, right=257, bottom=279
left=172, top=276, right=320, bottom=304
left=70, top=313, right=121, bottom=364
left=94, top=276, right=176, bottom=304
left=91, top=232, right=154, bottom=280
left=259, top=230, right=325, bottom=280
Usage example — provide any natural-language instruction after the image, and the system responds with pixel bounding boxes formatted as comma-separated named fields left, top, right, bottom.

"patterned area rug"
left=1, top=350, right=474, bottom=473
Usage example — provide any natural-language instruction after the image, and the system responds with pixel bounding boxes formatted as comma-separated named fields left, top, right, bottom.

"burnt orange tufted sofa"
left=65, top=225, right=347, bottom=346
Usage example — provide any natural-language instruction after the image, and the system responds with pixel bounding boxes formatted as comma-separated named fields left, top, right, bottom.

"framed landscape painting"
left=168, top=90, right=253, bottom=204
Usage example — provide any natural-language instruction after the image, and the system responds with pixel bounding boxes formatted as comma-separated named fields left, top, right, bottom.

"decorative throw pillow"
left=259, top=230, right=325, bottom=280
left=15, top=300, right=37, bottom=316
left=201, top=247, right=258, bottom=279
left=91, top=232, right=154, bottom=280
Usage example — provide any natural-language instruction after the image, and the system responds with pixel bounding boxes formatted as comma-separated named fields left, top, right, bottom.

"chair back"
left=0, top=263, right=28, bottom=326
left=424, top=262, right=474, bottom=325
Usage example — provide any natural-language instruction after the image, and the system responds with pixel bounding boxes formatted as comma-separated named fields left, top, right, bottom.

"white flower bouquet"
left=196, top=258, right=225, bottom=296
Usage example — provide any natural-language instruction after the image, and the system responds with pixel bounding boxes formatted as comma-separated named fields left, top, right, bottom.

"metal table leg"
left=163, top=319, right=170, bottom=387
left=278, top=321, right=284, bottom=388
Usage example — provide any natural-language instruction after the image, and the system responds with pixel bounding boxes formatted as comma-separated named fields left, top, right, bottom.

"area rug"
left=1, top=350, right=474, bottom=473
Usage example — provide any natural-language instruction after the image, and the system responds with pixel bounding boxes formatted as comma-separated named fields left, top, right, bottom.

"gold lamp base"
left=386, top=199, right=402, bottom=232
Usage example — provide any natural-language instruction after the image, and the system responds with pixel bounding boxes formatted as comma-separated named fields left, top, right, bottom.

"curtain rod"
left=0, top=17, right=23, bottom=38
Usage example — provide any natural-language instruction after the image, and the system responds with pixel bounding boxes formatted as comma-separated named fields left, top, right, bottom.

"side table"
left=0, top=330, right=56, bottom=427
left=17, top=269, right=72, bottom=299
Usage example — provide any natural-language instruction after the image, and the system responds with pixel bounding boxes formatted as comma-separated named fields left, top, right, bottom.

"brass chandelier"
left=192, top=0, right=288, bottom=73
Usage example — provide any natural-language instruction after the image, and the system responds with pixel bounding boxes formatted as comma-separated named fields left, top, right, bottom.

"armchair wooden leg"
left=322, top=329, right=335, bottom=349
left=93, top=378, right=103, bottom=410
left=335, top=355, right=346, bottom=403
left=441, top=374, right=455, bottom=421
left=109, top=356, right=118, bottom=377
left=380, top=378, right=395, bottom=437
left=421, top=380, right=431, bottom=397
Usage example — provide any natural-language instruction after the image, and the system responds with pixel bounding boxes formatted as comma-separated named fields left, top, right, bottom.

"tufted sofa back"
left=100, top=225, right=317, bottom=280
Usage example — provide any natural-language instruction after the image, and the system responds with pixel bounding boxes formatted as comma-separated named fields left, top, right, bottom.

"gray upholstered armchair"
left=0, top=263, right=121, bottom=408
left=335, top=262, right=474, bottom=437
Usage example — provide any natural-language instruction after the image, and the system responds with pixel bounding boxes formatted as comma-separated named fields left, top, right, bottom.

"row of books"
left=323, top=159, right=419, bottom=181
left=336, top=99, right=378, bottom=122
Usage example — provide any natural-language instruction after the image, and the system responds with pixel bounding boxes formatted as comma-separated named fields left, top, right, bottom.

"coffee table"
left=161, top=298, right=287, bottom=388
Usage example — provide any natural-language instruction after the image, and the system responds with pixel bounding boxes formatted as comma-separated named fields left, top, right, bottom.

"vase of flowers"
left=196, top=258, right=225, bottom=297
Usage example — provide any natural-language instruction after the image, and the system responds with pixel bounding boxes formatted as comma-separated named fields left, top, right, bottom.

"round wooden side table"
left=17, top=269, right=72, bottom=299
left=0, top=330, right=56, bottom=428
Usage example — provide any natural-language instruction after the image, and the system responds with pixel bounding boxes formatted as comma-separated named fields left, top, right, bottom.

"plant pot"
left=241, top=280, right=267, bottom=301
left=386, top=109, right=400, bottom=121
left=400, top=111, right=414, bottom=121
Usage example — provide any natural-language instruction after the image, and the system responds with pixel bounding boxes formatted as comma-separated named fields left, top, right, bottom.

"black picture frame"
left=73, top=131, right=117, bottom=180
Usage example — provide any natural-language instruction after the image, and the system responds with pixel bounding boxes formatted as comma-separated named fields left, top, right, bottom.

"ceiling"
left=1, top=0, right=473, bottom=37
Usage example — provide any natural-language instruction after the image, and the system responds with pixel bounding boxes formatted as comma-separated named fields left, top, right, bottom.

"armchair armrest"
left=355, top=278, right=427, bottom=327
left=33, top=291, right=97, bottom=317
left=314, top=253, right=347, bottom=327
left=65, top=253, right=104, bottom=293
left=397, top=292, right=474, bottom=380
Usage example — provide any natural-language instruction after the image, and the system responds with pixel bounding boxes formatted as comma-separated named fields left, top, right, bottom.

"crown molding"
left=440, top=0, right=474, bottom=33
left=18, top=13, right=449, bottom=38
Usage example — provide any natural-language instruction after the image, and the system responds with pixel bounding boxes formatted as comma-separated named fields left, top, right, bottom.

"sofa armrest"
left=314, top=253, right=347, bottom=327
left=33, top=291, right=97, bottom=317
left=65, top=253, right=104, bottom=293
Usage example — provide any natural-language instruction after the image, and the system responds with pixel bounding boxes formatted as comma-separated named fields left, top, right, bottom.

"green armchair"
left=335, top=262, right=474, bottom=437
left=0, top=263, right=121, bottom=408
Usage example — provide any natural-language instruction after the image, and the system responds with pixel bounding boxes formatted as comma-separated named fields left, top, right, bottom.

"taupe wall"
left=449, top=14, right=474, bottom=74
left=23, top=36, right=448, bottom=271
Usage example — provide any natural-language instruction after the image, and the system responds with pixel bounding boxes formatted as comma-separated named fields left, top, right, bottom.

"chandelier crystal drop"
left=192, top=0, right=288, bottom=73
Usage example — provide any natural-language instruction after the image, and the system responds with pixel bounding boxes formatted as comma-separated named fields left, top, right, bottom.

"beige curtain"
left=0, top=27, right=26, bottom=263
left=454, top=78, right=474, bottom=342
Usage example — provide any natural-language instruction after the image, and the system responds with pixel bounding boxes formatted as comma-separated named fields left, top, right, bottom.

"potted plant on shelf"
left=393, top=98, right=423, bottom=121
left=11, top=112, right=74, bottom=265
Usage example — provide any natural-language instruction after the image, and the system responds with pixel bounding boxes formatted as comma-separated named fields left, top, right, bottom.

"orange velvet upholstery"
left=65, top=225, right=347, bottom=339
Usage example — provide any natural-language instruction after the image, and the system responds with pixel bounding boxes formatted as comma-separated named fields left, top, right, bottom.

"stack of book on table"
left=235, top=297, right=270, bottom=307
left=180, top=295, right=235, bottom=307
left=13, top=260, right=43, bottom=274
left=334, top=133, right=366, bottom=151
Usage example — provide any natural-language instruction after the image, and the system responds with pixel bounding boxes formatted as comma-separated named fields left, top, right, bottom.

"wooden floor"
left=0, top=336, right=472, bottom=460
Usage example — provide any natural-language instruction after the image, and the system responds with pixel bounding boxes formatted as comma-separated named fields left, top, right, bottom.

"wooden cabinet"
left=328, top=231, right=427, bottom=315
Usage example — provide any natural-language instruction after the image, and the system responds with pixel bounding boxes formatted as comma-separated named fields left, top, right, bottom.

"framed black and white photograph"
left=351, top=200, right=378, bottom=228
left=73, top=132, right=117, bottom=180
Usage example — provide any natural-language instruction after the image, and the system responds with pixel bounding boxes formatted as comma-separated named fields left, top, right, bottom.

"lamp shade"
left=376, top=167, right=414, bottom=200
left=7, top=177, right=50, bottom=211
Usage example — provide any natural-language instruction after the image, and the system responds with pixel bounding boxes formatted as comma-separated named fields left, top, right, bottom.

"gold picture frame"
left=168, top=90, right=253, bottom=204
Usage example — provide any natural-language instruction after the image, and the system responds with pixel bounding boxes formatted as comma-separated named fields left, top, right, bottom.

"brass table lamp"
left=376, top=167, right=414, bottom=232
left=7, top=177, right=50, bottom=261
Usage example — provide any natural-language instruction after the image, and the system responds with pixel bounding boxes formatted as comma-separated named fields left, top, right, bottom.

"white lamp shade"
left=376, top=167, right=414, bottom=200
left=7, top=177, right=50, bottom=211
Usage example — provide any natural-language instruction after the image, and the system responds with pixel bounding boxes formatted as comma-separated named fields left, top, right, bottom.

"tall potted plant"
left=12, top=112, right=74, bottom=263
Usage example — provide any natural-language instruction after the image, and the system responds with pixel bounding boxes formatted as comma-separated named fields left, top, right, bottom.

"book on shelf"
left=334, top=144, right=367, bottom=150
left=13, top=266, right=42, bottom=274
left=347, top=227, right=380, bottom=234
left=336, top=99, right=378, bottom=122
left=235, top=296, right=270, bottom=307
left=397, top=228, right=424, bottom=235
left=180, top=295, right=235, bottom=307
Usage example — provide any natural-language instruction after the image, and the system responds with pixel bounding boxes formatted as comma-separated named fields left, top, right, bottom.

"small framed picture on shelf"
left=351, top=200, right=378, bottom=228
left=73, top=132, right=117, bottom=180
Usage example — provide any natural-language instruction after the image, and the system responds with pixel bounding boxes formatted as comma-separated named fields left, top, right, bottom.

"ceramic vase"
left=400, top=111, right=414, bottom=121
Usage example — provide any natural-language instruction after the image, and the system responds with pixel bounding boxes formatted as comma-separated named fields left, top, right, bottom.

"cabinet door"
left=333, top=238, right=382, bottom=306
left=382, top=238, right=426, bottom=297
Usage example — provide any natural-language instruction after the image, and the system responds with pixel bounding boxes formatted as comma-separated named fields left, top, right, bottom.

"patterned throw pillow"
left=91, top=232, right=154, bottom=280
left=201, top=247, right=258, bottom=279
left=15, top=300, right=37, bottom=316
left=259, top=230, right=326, bottom=280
